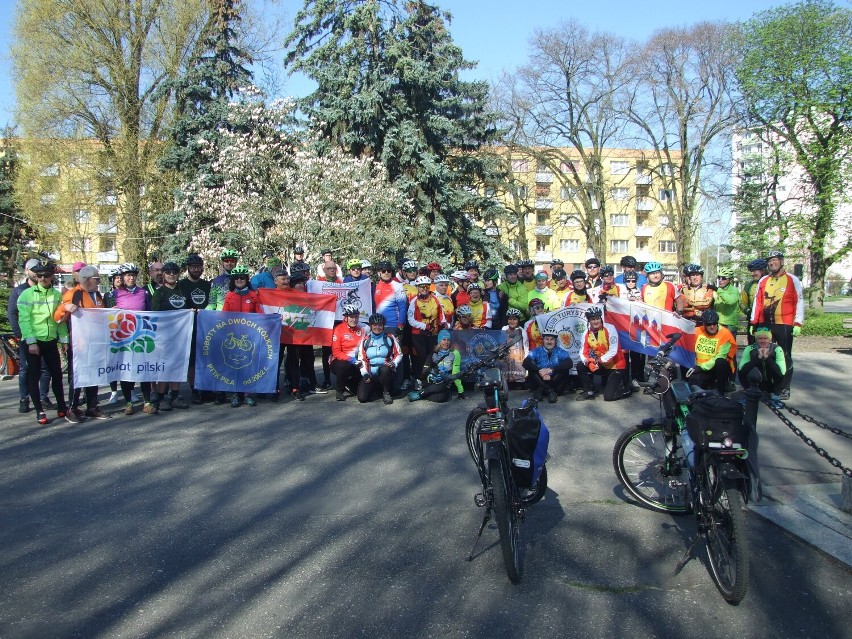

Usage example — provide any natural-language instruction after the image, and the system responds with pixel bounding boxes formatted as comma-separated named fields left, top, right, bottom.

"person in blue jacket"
left=522, top=329, right=573, bottom=403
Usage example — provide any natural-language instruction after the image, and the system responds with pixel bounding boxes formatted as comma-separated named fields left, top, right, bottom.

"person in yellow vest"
left=575, top=306, right=630, bottom=401
left=466, top=282, right=493, bottom=328
left=407, top=275, right=447, bottom=389
left=679, top=263, right=714, bottom=322
left=687, top=309, right=737, bottom=394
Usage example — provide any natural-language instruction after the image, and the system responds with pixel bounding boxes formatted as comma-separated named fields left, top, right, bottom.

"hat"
left=271, top=266, right=288, bottom=278
left=437, top=329, right=451, bottom=342
left=72, top=261, right=87, bottom=273
left=78, top=265, right=99, bottom=279
left=162, top=262, right=181, bottom=273
left=753, top=326, right=772, bottom=336
left=534, top=271, right=548, bottom=281
left=24, top=258, right=41, bottom=271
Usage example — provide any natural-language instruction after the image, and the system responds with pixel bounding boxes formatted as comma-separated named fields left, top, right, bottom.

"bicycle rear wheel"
left=705, top=486, right=749, bottom=604
left=489, top=456, right=523, bottom=583
left=613, top=425, right=691, bottom=514
left=465, top=407, right=486, bottom=465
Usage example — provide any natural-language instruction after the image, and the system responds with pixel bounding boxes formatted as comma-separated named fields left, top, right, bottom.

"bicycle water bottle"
left=681, top=429, right=696, bottom=469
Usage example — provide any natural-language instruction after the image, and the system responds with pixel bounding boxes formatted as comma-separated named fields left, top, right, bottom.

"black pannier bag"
left=685, top=392, right=747, bottom=448
left=506, top=401, right=549, bottom=488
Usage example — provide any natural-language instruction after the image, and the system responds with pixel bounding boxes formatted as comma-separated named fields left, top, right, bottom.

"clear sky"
left=1, top=0, right=789, bottom=129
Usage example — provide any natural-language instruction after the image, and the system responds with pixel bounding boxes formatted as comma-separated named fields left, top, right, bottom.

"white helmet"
left=450, top=270, right=469, bottom=281
left=434, top=274, right=451, bottom=283
left=414, top=275, right=432, bottom=286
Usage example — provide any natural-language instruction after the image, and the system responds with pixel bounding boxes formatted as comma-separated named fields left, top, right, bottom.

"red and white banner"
left=257, top=289, right=337, bottom=346
left=605, top=296, right=697, bottom=368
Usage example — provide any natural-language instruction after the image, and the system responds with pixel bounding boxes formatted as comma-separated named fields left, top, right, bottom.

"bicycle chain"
left=784, top=406, right=852, bottom=440
left=762, top=398, right=852, bottom=477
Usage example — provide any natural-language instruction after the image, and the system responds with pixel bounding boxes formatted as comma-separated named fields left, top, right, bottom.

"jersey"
left=580, top=323, right=625, bottom=370
left=750, top=271, right=804, bottom=327
left=641, top=281, right=679, bottom=311
left=374, top=279, right=408, bottom=329
left=694, top=325, right=737, bottom=372
left=679, top=284, right=714, bottom=320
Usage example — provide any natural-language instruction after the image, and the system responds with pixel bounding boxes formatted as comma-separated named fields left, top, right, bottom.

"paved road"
left=1, top=352, right=850, bottom=639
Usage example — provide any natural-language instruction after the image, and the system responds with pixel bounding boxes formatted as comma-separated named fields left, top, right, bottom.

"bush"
left=0, top=286, right=10, bottom=333
left=802, top=309, right=852, bottom=337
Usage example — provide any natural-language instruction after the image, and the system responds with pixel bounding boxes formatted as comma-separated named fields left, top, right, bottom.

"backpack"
left=685, top=392, right=747, bottom=448
left=506, top=400, right=550, bottom=488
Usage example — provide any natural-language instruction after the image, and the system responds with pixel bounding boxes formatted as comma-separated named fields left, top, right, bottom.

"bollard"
left=842, top=475, right=852, bottom=514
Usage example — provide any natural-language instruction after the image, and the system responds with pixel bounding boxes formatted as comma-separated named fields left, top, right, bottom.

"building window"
left=560, top=239, right=580, bottom=252
left=511, top=159, right=529, bottom=173
left=636, top=239, right=648, bottom=250
left=561, top=160, right=580, bottom=174
left=610, top=214, right=629, bottom=226
left=535, top=183, right=551, bottom=197
left=659, top=163, right=675, bottom=177
left=70, top=237, right=92, bottom=252
left=659, top=215, right=670, bottom=226
left=99, top=236, right=117, bottom=252
left=536, top=212, right=550, bottom=224
left=610, top=240, right=629, bottom=253
left=513, top=185, right=527, bottom=199
left=658, top=240, right=677, bottom=253
left=536, top=239, right=549, bottom=253
left=75, top=209, right=90, bottom=224
left=610, top=161, right=630, bottom=175
left=560, top=186, right=578, bottom=200
left=610, top=187, right=629, bottom=201
left=659, top=189, right=674, bottom=201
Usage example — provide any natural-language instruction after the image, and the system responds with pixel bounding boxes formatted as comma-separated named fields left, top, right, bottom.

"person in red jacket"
left=330, top=303, right=365, bottom=401
left=221, top=265, right=260, bottom=407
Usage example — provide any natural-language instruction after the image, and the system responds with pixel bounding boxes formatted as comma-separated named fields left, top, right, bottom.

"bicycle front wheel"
left=705, top=487, right=749, bottom=604
left=489, top=456, right=523, bottom=583
left=613, top=425, right=691, bottom=514
left=465, top=407, right=487, bottom=466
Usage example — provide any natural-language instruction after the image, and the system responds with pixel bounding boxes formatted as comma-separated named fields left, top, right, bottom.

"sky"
left=1, top=0, right=790, bottom=129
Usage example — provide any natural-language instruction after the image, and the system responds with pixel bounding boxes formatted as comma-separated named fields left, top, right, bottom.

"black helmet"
left=367, top=313, right=386, bottom=325
left=624, top=271, right=638, bottom=282
left=291, top=262, right=310, bottom=273
left=550, top=258, right=564, bottom=267
left=747, top=258, right=768, bottom=271
left=551, top=268, right=567, bottom=280
left=702, top=309, right=720, bottom=324
left=503, top=264, right=518, bottom=275
left=374, top=260, right=393, bottom=272
left=569, top=269, right=587, bottom=282
left=162, top=261, right=181, bottom=273
left=585, top=257, right=601, bottom=268
left=683, top=263, right=703, bottom=275
left=620, top=255, right=637, bottom=268
left=185, top=253, right=204, bottom=266
left=482, top=268, right=499, bottom=281
left=585, top=306, right=603, bottom=320
left=31, top=260, right=56, bottom=274
left=464, top=260, right=480, bottom=271
left=600, top=265, right=614, bottom=276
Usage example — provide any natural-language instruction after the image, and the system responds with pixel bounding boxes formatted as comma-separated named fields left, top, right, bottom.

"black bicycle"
left=461, top=335, right=548, bottom=583
left=613, top=333, right=754, bottom=604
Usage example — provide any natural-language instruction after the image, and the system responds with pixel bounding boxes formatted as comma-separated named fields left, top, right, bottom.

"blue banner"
left=450, top=329, right=507, bottom=369
left=194, top=311, right=282, bottom=393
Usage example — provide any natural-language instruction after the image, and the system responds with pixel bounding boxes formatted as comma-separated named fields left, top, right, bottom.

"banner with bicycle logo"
left=70, top=308, right=193, bottom=387
left=194, top=311, right=282, bottom=393
left=307, top=279, right=374, bottom=323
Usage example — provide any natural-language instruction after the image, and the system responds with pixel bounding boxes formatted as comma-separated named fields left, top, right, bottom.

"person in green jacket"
left=497, top=264, right=529, bottom=321
left=17, top=261, right=73, bottom=425
left=713, top=266, right=741, bottom=335
left=738, top=326, right=786, bottom=400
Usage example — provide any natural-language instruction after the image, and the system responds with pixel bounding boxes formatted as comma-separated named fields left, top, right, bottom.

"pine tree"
left=0, top=133, right=35, bottom=279
left=285, top=0, right=508, bottom=263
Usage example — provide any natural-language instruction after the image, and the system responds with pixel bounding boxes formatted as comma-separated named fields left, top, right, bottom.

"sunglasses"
left=704, top=322, right=719, bottom=326
left=37, top=274, right=54, bottom=279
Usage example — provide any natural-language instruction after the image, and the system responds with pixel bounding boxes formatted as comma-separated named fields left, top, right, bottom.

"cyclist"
left=291, top=246, right=308, bottom=272
left=550, top=269, right=573, bottom=306
left=498, top=264, right=529, bottom=321
left=688, top=308, right=737, bottom=395
left=528, top=271, right=559, bottom=310
left=524, top=299, right=547, bottom=351
left=565, top=270, right=593, bottom=306
left=146, top=261, right=164, bottom=297
left=620, top=271, right=643, bottom=302
left=679, top=263, right=714, bottom=322
left=250, top=256, right=281, bottom=290
left=221, top=265, right=260, bottom=408
left=482, top=268, right=505, bottom=329
left=317, top=248, right=342, bottom=280
left=615, top=255, right=647, bottom=287
left=523, top=329, right=573, bottom=403
left=502, top=308, right=529, bottom=384
left=426, top=261, right=443, bottom=282
left=641, top=261, right=682, bottom=312
left=548, top=258, right=565, bottom=288
left=208, top=248, right=240, bottom=310
left=748, top=249, right=803, bottom=399
left=465, top=260, right=481, bottom=284
left=408, top=329, right=464, bottom=402
left=590, top=265, right=623, bottom=303
left=17, top=261, right=74, bottom=425
left=740, top=258, right=767, bottom=345
left=373, top=260, right=407, bottom=334
left=738, top=326, right=787, bottom=401
left=357, top=313, right=402, bottom=404
left=180, top=253, right=211, bottom=404
left=585, top=257, right=603, bottom=288
left=714, top=266, right=741, bottom=335
left=283, top=269, right=318, bottom=400
left=361, top=260, right=373, bottom=280
left=433, top=273, right=455, bottom=326
left=400, top=260, right=420, bottom=298
left=343, top=259, right=368, bottom=283
left=575, top=306, right=630, bottom=401
left=151, top=262, right=192, bottom=410
left=518, top=258, right=536, bottom=291
left=466, top=282, right=493, bottom=328
left=407, top=275, right=447, bottom=389
left=330, top=303, right=365, bottom=401
left=450, top=270, right=471, bottom=308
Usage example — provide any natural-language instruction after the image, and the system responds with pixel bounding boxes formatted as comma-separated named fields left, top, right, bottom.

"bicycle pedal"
left=474, top=493, right=487, bottom=507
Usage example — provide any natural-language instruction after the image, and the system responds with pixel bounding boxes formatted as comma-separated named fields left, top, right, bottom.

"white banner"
left=71, top=308, right=193, bottom=387
left=307, top=279, right=374, bottom=323
left=535, top=303, right=603, bottom=363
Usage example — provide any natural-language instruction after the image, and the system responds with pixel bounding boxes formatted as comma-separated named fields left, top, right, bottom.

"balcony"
left=97, top=251, right=119, bottom=262
left=636, top=198, right=654, bottom=211
left=534, top=251, right=553, bottom=263
left=535, top=198, right=554, bottom=210
left=97, top=223, right=118, bottom=234
left=535, top=172, right=554, bottom=184
left=634, top=227, right=654, bottom=238
left=635, top=174, right=652, bottom=185
left=535, top=225, right=554, bottom=237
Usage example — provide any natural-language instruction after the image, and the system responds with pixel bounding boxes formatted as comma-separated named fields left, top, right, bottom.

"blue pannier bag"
left=506, top=399, right=549, bottom=488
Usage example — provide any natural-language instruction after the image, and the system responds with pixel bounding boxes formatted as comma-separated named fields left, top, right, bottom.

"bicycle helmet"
left=185, top=253, right=204, bottom=266
left=534, top=271, right=548, bottom=281
left=414, top=275, right=431, bottom=286
left=162, top=261, right=180, bottom=273
left=717, top=266, right=734, bottom=278
left=620, top=255, right=637, bottom=268
left=402, top=260, right=418, bottom=271
left=467, top=281, right=482, bottom=291
left=360, top=260, right=372, bottom=269
left=701, top=309, right=720, bottom=324
left=585, top=306, right=604, bottom=320
left=528, top=298, right=544, bottom=309
left=229, top=265, right=251, bottom=277
left=434, top=274, right=451, bottom=284
left=550, top=258, right=564, bottom=267
left=766, top=250, right=784, bottom=260
left=118, top=262, right=139, bottom=275
left=551, top=268, right=567, bottom=280
left=506, top=308, right=522, bottom=318
left=450, top=270, right=469, bottom=281
left=624, top=271, right=638, bottom=282
left=456, top=305, right=472, bottom=317
left=585, top=257, right=601, bottom=268
left=570, top=269, right=587, bottom=282
left=518, top=258, right=534, bottom=267
left=600, top=265, right=615, bottom=276
left=643, top=261, right=661, bottom=273
left=30, top=260, right=56, bottom=274
left=293, top=246, right=304, bottom=255
left=342, top=303, right=361, bottom=317
left=541, top=329, right=559, bottom=338
left=483, top=268, right=499, bottom=281
left=464, top=260, right=480, bottom=271
left=427, top=261, right=442, bottom=272
left=346, top=259, right=362, bottom=270
left=220, top=248, right=240, bottom=260
left=374, top=260, right=393, bottom=271
left=683, top=263, right=703, bottom=275
left=747, top=258, right=768, bottom=271
left=503, top=264, right=519, bottom=275
left=367, top=313, right=386, bottom=325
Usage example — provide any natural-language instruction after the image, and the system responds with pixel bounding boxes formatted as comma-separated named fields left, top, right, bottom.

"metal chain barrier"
left=761, top=398, right=852, bottom=477
left=784, top=406, right=852, bottom=440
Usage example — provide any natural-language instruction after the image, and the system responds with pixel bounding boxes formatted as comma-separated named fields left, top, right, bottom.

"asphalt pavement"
left=0, top=348, right=850, bottom=639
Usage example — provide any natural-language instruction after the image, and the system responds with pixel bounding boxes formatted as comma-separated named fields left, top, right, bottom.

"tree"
left=285, top=0, right=509, bottom=263
left=0, top=132, right=37, bottom=279
left=176, top=89, right=415, bottom=270
left=625, top=22, right=738, bottom=268
left=733, top=0, right=852, bottom=309
left=13, top=0, right=210, bottom=266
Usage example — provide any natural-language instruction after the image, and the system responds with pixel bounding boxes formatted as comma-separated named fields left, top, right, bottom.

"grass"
left=802, top=309, right=852, bottom=337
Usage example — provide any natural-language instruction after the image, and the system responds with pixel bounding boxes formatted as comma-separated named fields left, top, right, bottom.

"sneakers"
left=124, top=402, right=135, bottom=416
left=142, top=402, right=158, bottom=415
left=107, top=391, right=121, bottom=405
left=383, top=391, right=393, bottom=405
left=547, top=389, right=558, bottom=404
left=85, top=408, right=111, bottom=420
left=631, top=379, right=641, bottom=390
left=41, top=397, right=54, bottom=409
left=312, top=386, right=329, bottom=394
left=159, top=396, right=173, bottom=412
left=779, top=388, right=791, bottom=400
left=231, top=395, right=242, bottom=408
left=131, top=391, right=142, bottom=403
left=18, top=398, right=30, bottom=413
left=414, top=379, right=423, bottom=391
left=576, top=391, right=596, bottom=401
left=71, top=407, right=86, bottom=420
left=321, top=380, right=332, bottom=391
left=400, top=379, right=411, bottom=392
left=769, top=394, right=784, bottom=409
left=36, top=411, right=49, bottom=425
left=336, top=390, right=346, bottom=401
left=59, top=409, right=82, bottom=424
left=245, top=396, right=257, bottom=407
left=172, top=395, right=189, bottom=409
left=407, top=391, right=422, bottom=402
left=291, top=389, right=305, bottom=401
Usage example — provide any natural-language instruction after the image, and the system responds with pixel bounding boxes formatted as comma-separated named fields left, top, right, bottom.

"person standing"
left=679, top=263, right=714, bottom=322
left=208, top=249, right=240, bottom=310
left=614, top=255, right=647, bottom=287
left=713, top=266, right=741, bottom=335
left=498, top=264, right=528, bottom=321
left=180, top=253, right=211, bottom=403
left=222, top=265, right=260, bottom=407
left=146, top=261, right=164, bottom=297
left=151, top=262, right=192, bottom=410
left=740, top=258, right=767, bottom=345
left=407, top=275, right=447, bottom=389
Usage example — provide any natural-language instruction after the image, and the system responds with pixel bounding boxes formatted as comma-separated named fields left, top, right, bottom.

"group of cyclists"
left=8, top=245, right=803, bottom=425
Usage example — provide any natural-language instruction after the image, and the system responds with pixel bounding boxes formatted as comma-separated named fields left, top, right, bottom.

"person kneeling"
left=687, top=309, right=737, bottom=395
left=331, top=304, right=365, bottom=401
left=738, top=325, right=786, bottom=401
left=575, top=306, right=631, bottom=401
left=357, top=314, right=402, bottom=405
left=408, top=330, right=465, bottom=402
left=522, top=330, right=572, bottom=403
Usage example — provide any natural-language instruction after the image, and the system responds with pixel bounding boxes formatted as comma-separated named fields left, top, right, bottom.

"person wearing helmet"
left=589, top=265, right=623, bottom=303
left=565, top=270, right=593, bottom=306
left=207, top=249, right=240, bottom=310
left=585, top=257, right=603, bottom=288
left=343, top=259, right=368, bottom=283
left=518, top=259, right=536, bottom=291
left=17, top=260, right=74, bottom=425
left=397, top=260, right=419, bottom=298
left=373, top=259, right=407, bottom=334
left=615, top=255, right=647, bottom=287
left=687, top=308, right=737, bottom=394
left=450, top=270, right=471, bottom=308
left=219, top=264, right=261, bottom=408
left=481, top=268, right=505, bottom=328
left=452, top=304, right=474, bottom=330
left=360, top=260, right=372, bottom=279
left=407, top=275, right=447, bottom=389
left=426, top=262, right=442, bottom=280
left=528, top=271, right=559, bottom=310
left=498, top=264, right=529, bottom=321
left=640, top=261, right=682, bottom=313
left=550, top=269, right=573, bottom=306
left=150, top=262, right=193, bottom=410
left=749, top=249, right=802, bottom=399
left=180, top=253, right=212, bottom=404
left=713, top=266, right=740, bottom=334
left=432, top=273, right=455, bottom=326
left=740, top=258, right=768, bottom=344
left=524, top=298, right=547, bottom=351
left=464, top=260, right=480, bottom=283
left=522, top=328, right=573, bottom=403
left=291, top=246, right=307, bottom=271
left=356, top=314, right=402, bottom=404
left=679, top=263, right=714, bottom=322
left=466, top=282, right=493, bottom=328
left=575, top=306, right=630, bottom=402
left=548, top=259, right=564, bottom=290
left=330, top=304, right=366, bottom=401
left=502, top=308, right=529, bottom=384
left=619, top=271, right=642, bottom=302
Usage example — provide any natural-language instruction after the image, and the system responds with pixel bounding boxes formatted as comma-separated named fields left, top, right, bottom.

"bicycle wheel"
left=705, top=486, right=749, bottom=604
left=465, top=407, right=487, bottom=465
left=613, top=425, right=691, bottom=514
left=489, top=456, right=523, bottom=583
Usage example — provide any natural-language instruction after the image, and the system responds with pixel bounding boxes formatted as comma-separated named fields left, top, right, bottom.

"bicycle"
left=612, top=333, right=755, bottom=604
left=0, top=333, right=21, bottom=377
left=461, top=334, right=548, bottom=584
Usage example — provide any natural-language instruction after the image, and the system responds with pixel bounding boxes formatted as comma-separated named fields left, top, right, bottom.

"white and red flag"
left=257, top=289, right=337, bottom=346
